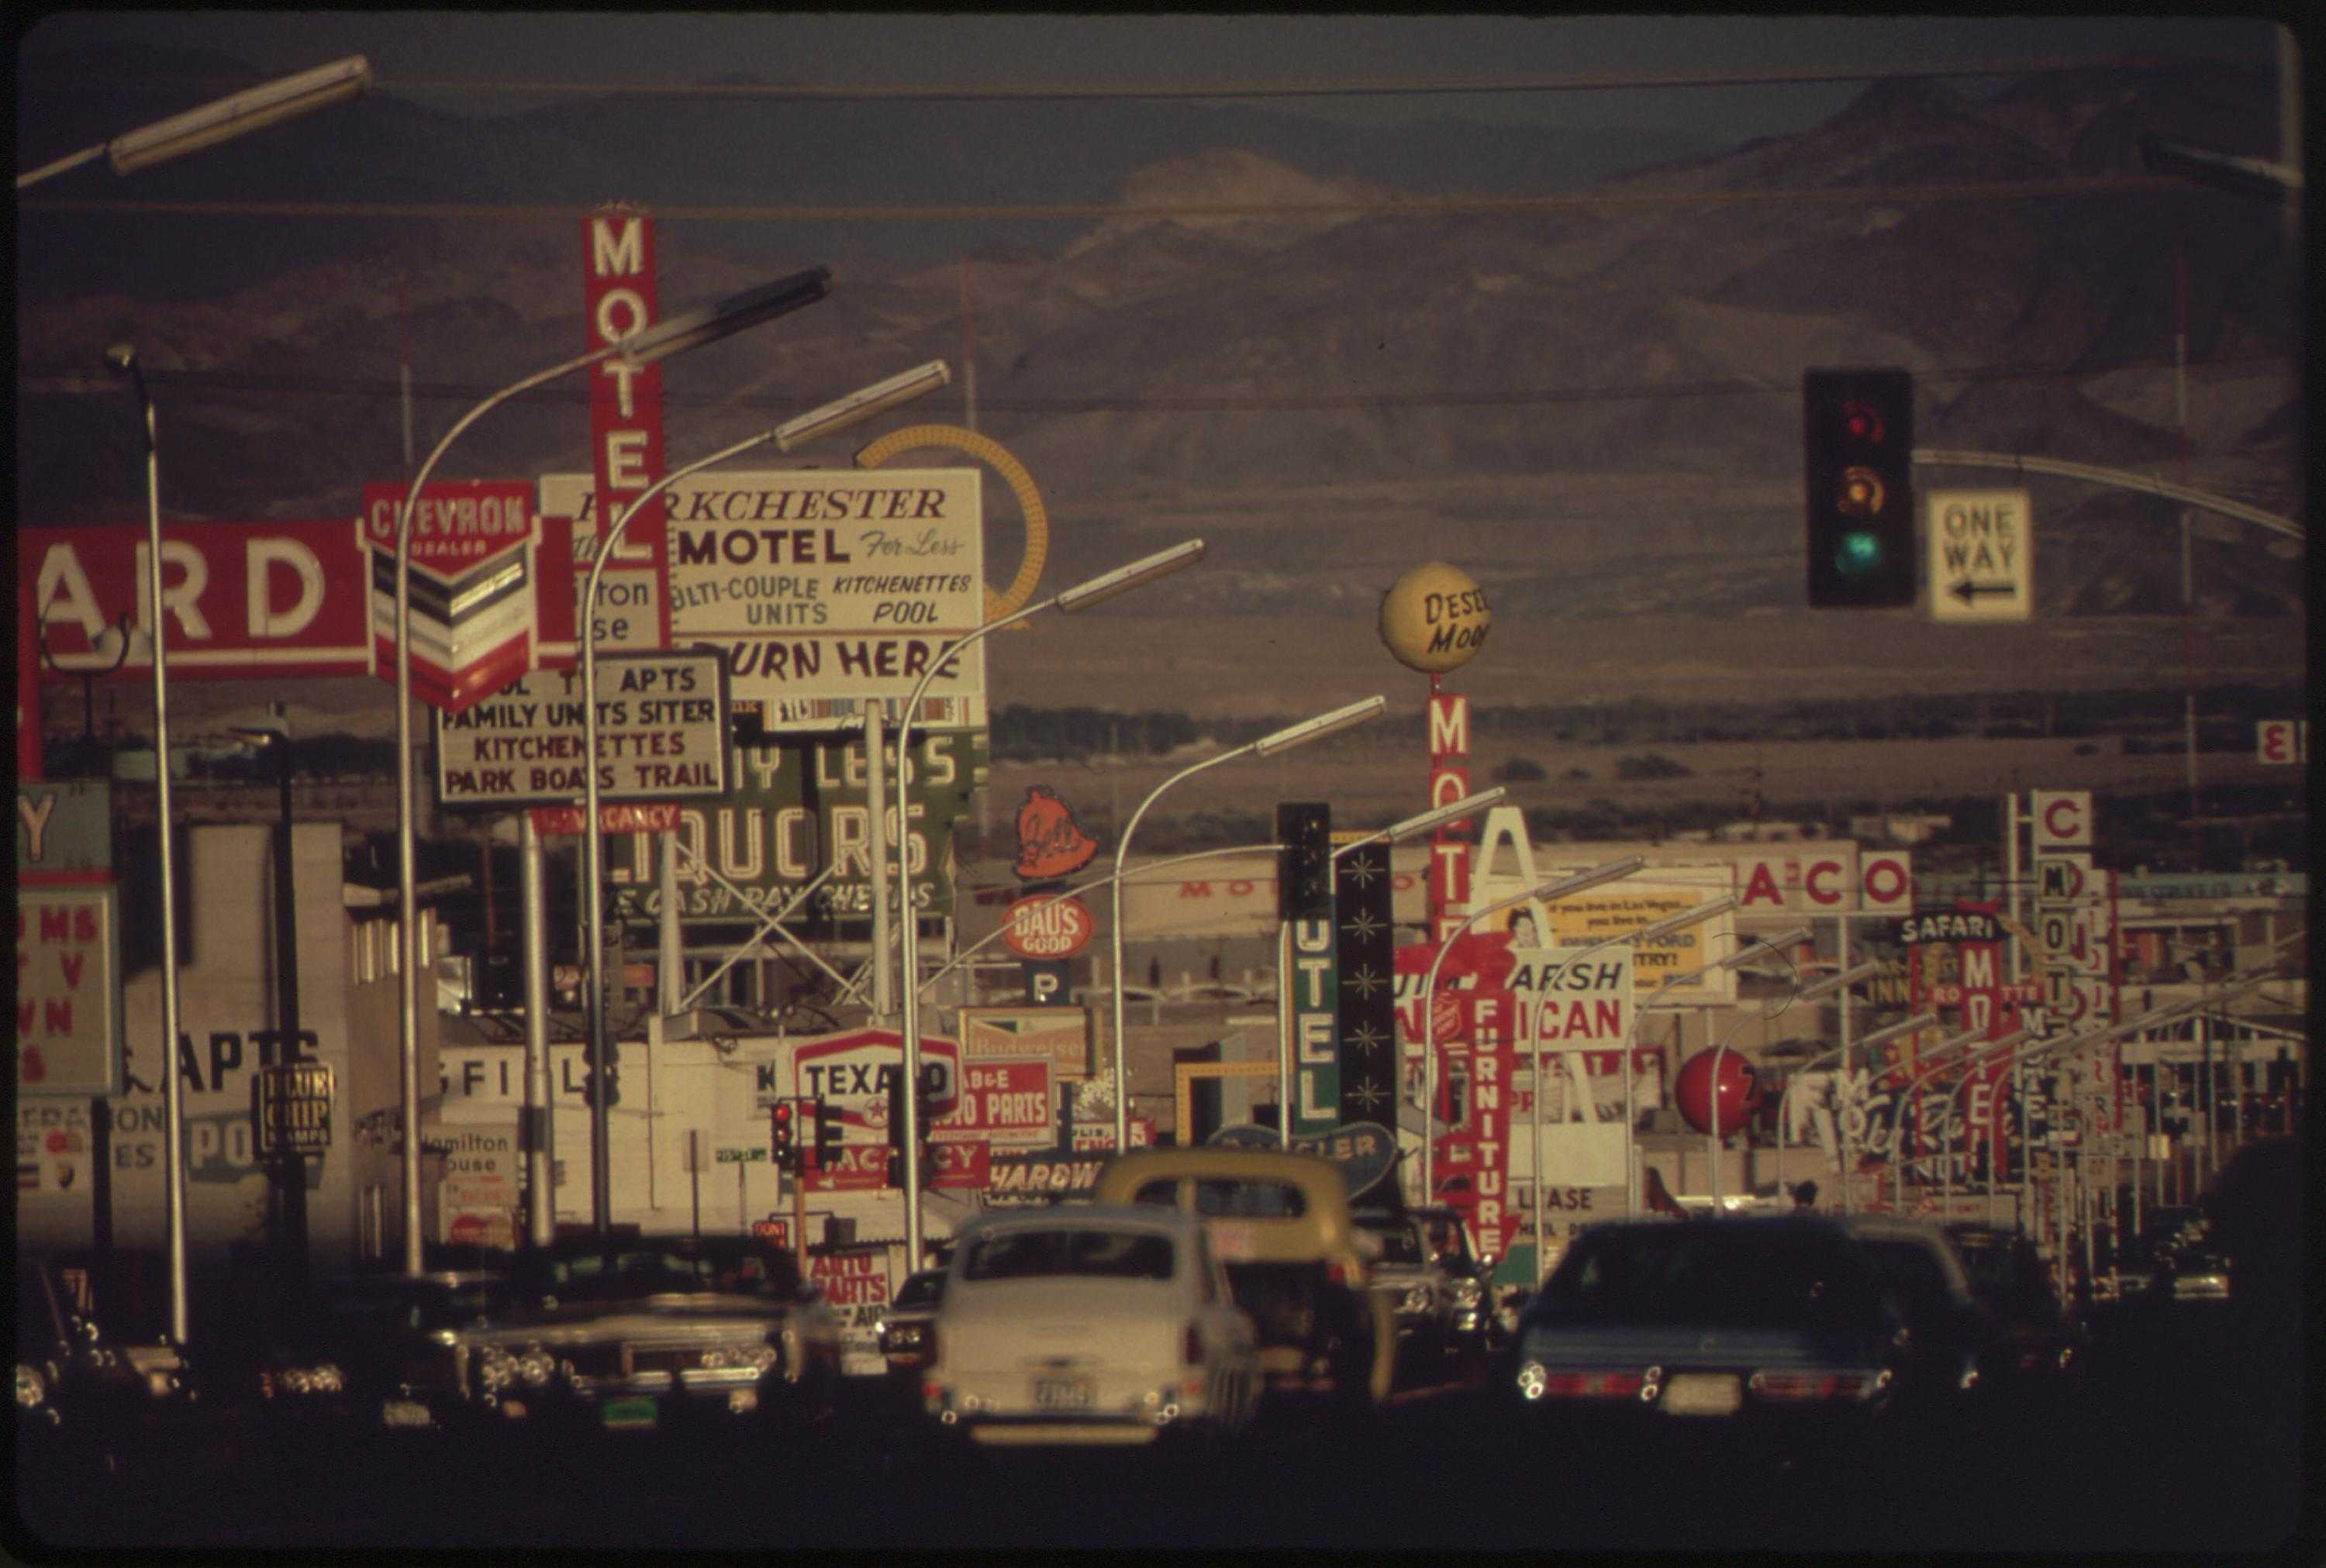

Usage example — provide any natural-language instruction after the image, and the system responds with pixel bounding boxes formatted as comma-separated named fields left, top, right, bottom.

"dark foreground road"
left=12, top=1299, right=2310, bottom=1558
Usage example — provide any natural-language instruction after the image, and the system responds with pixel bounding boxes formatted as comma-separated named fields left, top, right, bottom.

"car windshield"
left=320, top=1277, right=511, bottom=1335
left=1538, top=1225, right=1888, bottom=1330
left=543, top=1247, right=715, bottom=1299
left=961, top=1228, right=1175, bottom=1283
left=892, top=1273, right=945, bottom=1311
left=1361, top=1222, right=1427, bottom=1266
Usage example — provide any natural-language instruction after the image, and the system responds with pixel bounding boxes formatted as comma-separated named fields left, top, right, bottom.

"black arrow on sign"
left=1948, top=579, right=2017, bottom=605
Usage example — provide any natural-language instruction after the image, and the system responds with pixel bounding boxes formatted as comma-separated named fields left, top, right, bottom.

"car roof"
left=954, top=1204, right=1199, bottom=1240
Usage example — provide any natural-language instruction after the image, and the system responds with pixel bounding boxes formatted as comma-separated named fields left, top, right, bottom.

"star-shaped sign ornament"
left=1339, top=908, right=1386, bottom=943
left=1347, top=1080, right=1388, bottom=1112
left=1344, top=1021, right=1389, bottom=1058
left=1342, top=964, right=1389, bottom=1001
left=1339, top=853, right=1383, bottom=888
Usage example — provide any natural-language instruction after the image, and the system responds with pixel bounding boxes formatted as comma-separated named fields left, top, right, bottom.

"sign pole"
left=521, top=812, right=554, bottom=1249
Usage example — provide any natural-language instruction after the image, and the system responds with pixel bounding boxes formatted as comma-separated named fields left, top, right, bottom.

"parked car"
left=1838, top=1218, right=1992, bottom=1415
left=457, top=1234, right=841, bottom=1435
left=876, top=1269, right=946, bottom=1377
left=920, top=1206, right=1259, bottom=1448
left=250, top=1270, right=516, bottom=1436
left=1351, top=1204, right=1491, bottom=1374
left=1511, top=1215, right=1907, bottom=1471
left=1094, top=1147, right=1396, bottom=1409
left=1942, top=1222, right=2083, bottom=1393
left=2156, top=1245, right=2234, bottom=1303
left=15, top=1258, right=195, bottom=1477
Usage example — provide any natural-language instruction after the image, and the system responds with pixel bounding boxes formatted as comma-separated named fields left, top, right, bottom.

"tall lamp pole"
left=229, top=714, right=308, bottom=1298
left=391, top=268, right=831, bottom=1270
left=897, top=541, right=1210, bottom=1263
left=1108, top=697, right=1387, bottom=1155
left=576, top=361, right=950, bottom=1232
left=103, top=344, right=190, bottom=1345
left=1417, top=856, right=1646, bottom=1208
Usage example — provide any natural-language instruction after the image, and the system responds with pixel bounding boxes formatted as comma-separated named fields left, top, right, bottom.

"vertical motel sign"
left=582, top=208, right=671, bottom=650
left=1279, top=804, right=1337, bottom=1138
left=1428, top=691, right=1472, bottom=942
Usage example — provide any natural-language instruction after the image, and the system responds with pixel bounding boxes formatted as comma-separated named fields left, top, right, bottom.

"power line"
left=16, top=351, right=2293, bottom=417
left=17, top=174, right=2187, bottom=226
left=15, top=52, right=2258, bottom=105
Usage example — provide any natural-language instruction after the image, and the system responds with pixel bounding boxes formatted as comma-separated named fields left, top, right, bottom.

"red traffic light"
left=1839, top=399, right=1887, bottom=445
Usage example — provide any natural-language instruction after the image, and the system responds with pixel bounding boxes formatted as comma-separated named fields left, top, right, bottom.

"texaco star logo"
left=1338, top=908, right=1386, bottom=944
left=1344, top=1021, right=1389, bottom=1057
left=1342, top=964, right=1389, bottom=1001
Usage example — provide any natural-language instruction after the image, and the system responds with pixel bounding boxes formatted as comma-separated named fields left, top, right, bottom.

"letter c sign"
left=2031, top=791, right=2092, bottom=850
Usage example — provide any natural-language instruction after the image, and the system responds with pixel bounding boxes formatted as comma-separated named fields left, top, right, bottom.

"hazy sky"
left=14, top=11, right=2286, bottom=140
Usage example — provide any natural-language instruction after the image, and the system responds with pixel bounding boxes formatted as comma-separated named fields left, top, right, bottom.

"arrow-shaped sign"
left=1948, top=579, right=2017, bottom=605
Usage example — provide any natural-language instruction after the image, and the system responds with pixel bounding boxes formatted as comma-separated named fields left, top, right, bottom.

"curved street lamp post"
left=1612, top=925, right=1811, bottom=1218
left=576, top=360, right=951, bottom=1232
left=895, top=540, right=1210, bottom=1264
left=1415, top=856, right=1647, bottom=1209
left=1106, top=697, right=1388, bottom=1158
left=391, top=268, right=832, bottom=1269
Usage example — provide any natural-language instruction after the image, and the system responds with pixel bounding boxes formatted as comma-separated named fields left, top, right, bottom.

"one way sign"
left=1927, top=489, right=2031, bottom=622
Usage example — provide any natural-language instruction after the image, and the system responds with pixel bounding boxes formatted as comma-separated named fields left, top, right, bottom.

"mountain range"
left=16, top=45, right=2305, bottom=655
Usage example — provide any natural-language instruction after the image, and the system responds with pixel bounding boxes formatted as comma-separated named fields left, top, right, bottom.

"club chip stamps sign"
left=540, top=468, right=985, bottom=730
left=434, top=650, right=730, bottom=808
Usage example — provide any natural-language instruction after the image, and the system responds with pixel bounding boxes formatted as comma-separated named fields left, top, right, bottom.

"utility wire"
left=13, top=51, right=2260, bottom=105
left=19, top=174, right=2185, bottom=225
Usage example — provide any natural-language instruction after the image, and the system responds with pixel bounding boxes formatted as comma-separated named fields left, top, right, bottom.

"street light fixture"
left=899, top=541, right=1210, bottom=1263
left=104, top=343, right=191, bottom=1346
left=388, top=267, right=830, bottom=1272
left=571, top=360, right=954, bottom=1232
left=1330, top=787, right=1508, bottom=860
left=1417, top=856, right=1646, bottom=1207
left=1106, top=695, right=1386, bottom=1156
left=17, top=57, right=374, bottom=188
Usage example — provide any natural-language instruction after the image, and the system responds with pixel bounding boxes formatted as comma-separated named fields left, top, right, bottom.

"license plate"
left=1033, top=1376, right=1096, bottom=1410
left=602, top=1396, right=658, bottom=1431
left=1660, top=1373, right=1743, bottom=1416
left=381, top=1400, right=433, bottom=1429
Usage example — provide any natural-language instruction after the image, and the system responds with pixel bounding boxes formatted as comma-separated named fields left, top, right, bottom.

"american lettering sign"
left=539, top=468, right=985, bottom=730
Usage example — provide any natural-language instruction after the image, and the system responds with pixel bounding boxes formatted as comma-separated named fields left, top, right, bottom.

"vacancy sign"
left=1927, top=490, right=2031, bottom=622
left=434, top=650, right=730, bottom=809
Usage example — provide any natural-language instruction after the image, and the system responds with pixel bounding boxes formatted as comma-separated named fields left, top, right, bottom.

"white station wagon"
left=922, top=1206, right=1260, bottom=1447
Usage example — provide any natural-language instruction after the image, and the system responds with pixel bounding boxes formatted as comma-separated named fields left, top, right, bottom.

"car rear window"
left=962, top=1228, right=1175, bottom=1283
left=1541, top=1227, right=1889, bottom=1330
left=1856, top=1238, right=1959, bottom=1323
left=1130, top=1177, right=1309, bottom=1218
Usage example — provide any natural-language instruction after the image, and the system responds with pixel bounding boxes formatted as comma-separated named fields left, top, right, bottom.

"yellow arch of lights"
left=854, top=424, right=1049, bottom=622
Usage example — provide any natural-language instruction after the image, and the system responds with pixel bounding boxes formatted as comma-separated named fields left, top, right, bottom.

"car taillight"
left=1748, top=1369, right=1886, bottom=1401
left=1537, top=1370, right=1648, bottom=1399
left=1185, top=1322, right=1203, bottom=1365
left=1327, top=1260, right=1364, bottom=1287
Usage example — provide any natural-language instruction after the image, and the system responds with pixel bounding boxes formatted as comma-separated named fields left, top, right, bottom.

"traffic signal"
left=1803, top=367, right=1914, bottom=608
left=771, top=1098, right=800, bottom=1173
left=581, top=1063, right=621, bottom=1108
left=811, top=1096, right=843, bottom=1173
left=1276, top=801, right=1331, bottom=922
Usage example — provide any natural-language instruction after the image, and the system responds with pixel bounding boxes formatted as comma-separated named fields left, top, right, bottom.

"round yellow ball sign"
left=1378, top=562, right=1492, bottom=673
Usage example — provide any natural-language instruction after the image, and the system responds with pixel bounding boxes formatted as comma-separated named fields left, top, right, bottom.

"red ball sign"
left=1674, top=1049, right=1761, bottom=1138
left=1001, top=894, right=1095, bottom=961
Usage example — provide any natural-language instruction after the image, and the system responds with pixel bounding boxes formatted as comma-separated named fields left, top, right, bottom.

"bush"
left=1614, top=753, right=1692, bottom=781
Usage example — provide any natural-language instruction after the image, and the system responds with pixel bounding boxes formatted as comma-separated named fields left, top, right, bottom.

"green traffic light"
left=1834, top=529, right=1885, bottom=579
